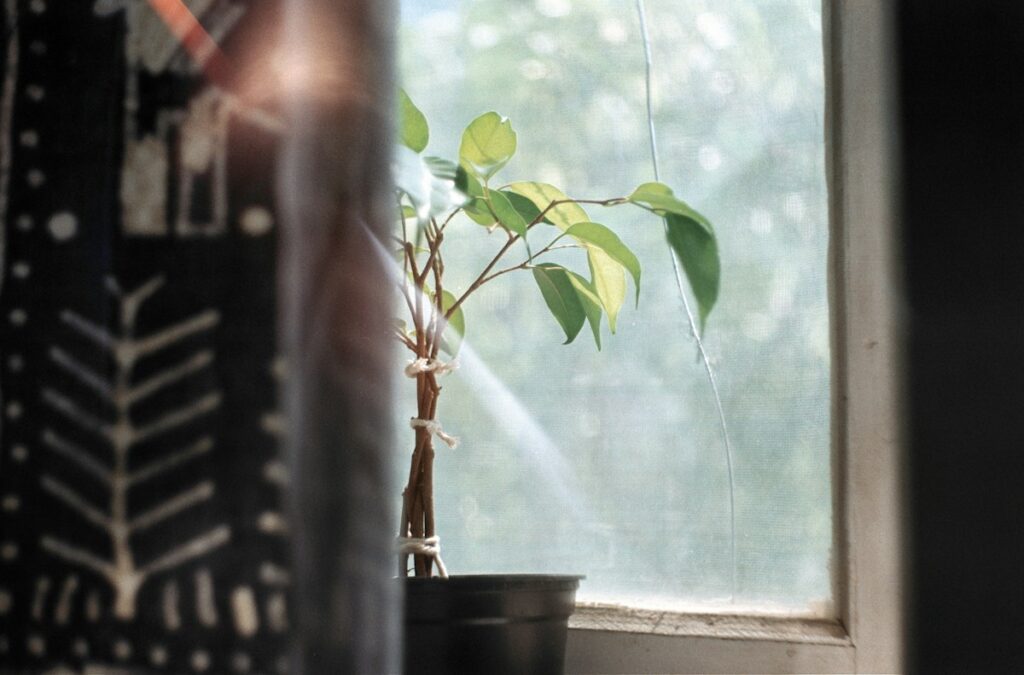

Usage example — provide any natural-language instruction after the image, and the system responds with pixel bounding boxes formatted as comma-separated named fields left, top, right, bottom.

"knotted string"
left=404, top=357, right=458, bottom=378
left=397, top=535, right=449, bottom=578
left=410, top=418, right=459, bottom=449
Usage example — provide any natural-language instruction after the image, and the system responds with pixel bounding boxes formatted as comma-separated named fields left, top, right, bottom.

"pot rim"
left=403, top=573, right=584, bottom=593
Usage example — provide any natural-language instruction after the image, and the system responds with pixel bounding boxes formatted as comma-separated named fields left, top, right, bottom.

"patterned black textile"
left=0, top=1, right=289, bottom=672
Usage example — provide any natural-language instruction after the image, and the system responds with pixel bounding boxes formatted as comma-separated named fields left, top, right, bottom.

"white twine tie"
left=410, top=418, right=459, bottom=449
left=397, top=535, right=449, bottom=578
left=404, top=357, right=458, bottom=378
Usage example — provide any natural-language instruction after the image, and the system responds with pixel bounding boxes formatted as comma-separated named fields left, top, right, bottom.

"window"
left=397, top=0, right=901, bottom=670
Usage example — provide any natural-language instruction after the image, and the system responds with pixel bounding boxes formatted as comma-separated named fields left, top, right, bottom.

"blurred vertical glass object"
left=279, top=0, right=400, bottom=672
left=398, top=0, right=830, bottom=612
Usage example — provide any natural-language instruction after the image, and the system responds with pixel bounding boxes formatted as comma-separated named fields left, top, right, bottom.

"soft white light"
left=535, top=0, right=571, bottom=19
left=468, top=23, right=500, bottom=49
left=699, top=144, right=722, bottom=172
left=696, top=12, right=735, bottom=50
left=600, top=18, right=628, bottom=44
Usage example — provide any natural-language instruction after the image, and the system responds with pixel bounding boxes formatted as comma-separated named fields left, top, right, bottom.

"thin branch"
left=479, top=236, right=578, bottom=285
left=416, top=229, right=443, bottom=286
left=445, top=233, right=520, bottom=320
left=405, top=242, right=422, bottom=283
left=394, top=329, right=418, bottom=353
left=429, top=246, right=445, bottom=360
left=438, top=206, right=463, bottom=233
left=527, top=197, right=627, bottom=230
left=441, top=198, right=625, bottom=320
left=399, top=279, right=418, bottom=333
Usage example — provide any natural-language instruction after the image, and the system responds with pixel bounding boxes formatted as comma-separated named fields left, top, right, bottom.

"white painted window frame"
left=565, top=1, right=903, bottom=672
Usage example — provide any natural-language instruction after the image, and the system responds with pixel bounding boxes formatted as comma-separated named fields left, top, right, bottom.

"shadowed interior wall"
left=899, top=1, right=1024, bottom=672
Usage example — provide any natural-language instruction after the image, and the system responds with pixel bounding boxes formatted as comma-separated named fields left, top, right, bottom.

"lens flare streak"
left=145, top=0, right=230, bottom=84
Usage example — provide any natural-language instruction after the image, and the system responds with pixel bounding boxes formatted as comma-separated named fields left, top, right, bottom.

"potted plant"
left=393, top=90, right=719, bottom=674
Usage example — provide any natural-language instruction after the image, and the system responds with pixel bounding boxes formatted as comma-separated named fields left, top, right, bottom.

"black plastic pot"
left=403, top=574, right=582, bottom=675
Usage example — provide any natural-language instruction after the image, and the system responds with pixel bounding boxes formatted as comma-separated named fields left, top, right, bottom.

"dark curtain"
left=0, top=0, right=397, bottom=672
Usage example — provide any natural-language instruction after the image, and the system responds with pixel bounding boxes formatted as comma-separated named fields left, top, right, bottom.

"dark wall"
left=898, top=1, right=1024, bottom=671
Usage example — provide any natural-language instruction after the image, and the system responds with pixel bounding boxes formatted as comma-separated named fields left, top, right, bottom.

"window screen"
left=396, top=0, right=830, bottom=612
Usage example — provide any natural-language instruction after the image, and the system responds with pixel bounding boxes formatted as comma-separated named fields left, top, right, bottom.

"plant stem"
left=398, top=196, right=628, bottom=578
left=445, top=232, right=519, bottom=320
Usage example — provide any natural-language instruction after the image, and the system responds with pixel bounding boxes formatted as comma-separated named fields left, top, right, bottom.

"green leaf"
left=566, top=222, right=642, bottom=305
left=459, top=112, right=517, bottom=180
left=666, top=213, right=720, bottom=331
left=486, top=190, right=528, bottom=237
left=567, top=272, right=603, bottom=350
left=398, top=89, right=429, bottom=153
left=629, top=182, right=714, bottom=235
left=532, top=263, right=586, bottom=344
left=439, top=290, right=465, bottom=356
left=423, top=156, right=457, bottom=181
left=502, top=190, right=542, bottom=225
left=456, top=165, right=485, bottom=198
left=507, top=182, right=588, bottom=231
left=587, top=247, right=627, bottom=333
left=394, top=146, right=466, bottom=222
left=463, top=188, right=537, bottom=234
left=464, top=197, right=497, bottom=227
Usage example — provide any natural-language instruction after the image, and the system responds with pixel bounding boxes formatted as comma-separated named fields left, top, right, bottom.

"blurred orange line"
left=146, top=0, right=231, bottom=85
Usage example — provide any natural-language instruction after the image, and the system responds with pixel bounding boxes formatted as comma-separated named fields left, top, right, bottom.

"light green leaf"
left=666, top=213, right=720, bottom=332
left=394, top=145, right=429, bottom=207
left=629, top=182, right=714, bottom=235
left=423, top=156, right=457, bottom=181
left=532, top=263, right=586, bottom=344
left=439, top=290, right=465, bottom=356
left=487, top=190, right=528, bottom=237
left=566, top=222, right=641, bottom=305
left=567, top=272, right=603, bottom=350
left=464, top=197, right=497, bottom=227
left=459, top=112, right=517, bottom=180
left=507, top=182, right=589, bottom=231
left=587, top=247, right=626, bottom=333
left=394, top=146, right=466, bottom=222
left=398, top=89, right=429, bottom=153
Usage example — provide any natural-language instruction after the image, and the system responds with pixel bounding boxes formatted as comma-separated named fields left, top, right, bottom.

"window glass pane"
left=397, top=0, right=830, bottom=612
